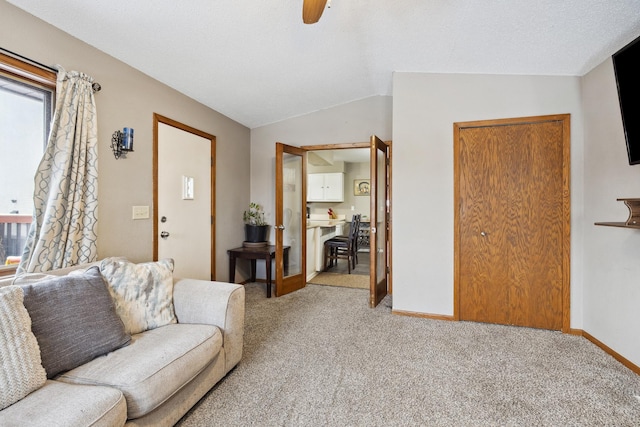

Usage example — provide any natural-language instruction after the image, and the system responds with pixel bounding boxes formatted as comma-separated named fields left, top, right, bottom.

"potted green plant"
left=243, top=202, right=270, bottom=244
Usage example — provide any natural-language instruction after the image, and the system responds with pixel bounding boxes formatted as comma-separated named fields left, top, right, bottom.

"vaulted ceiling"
left=8, top=0, right=640, bottom=128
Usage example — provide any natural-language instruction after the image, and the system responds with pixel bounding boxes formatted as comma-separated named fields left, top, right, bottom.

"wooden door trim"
left=153, top=113, right=217, bottom=280
left=302, top=142, right=370, bottom=151
left=453, top=114, right=571, bottom=332
left=387, top=141, right=393, bottom=296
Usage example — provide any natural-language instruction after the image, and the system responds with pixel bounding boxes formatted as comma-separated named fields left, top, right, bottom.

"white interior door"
left=155, top=117, right=215, bottom=280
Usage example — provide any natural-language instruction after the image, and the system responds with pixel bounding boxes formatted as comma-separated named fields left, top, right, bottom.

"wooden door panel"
left=459, top=127, right=511, bottom=324
left=456, top=116, right=569, bottom=331
left=506, top=122, right=564, bottom=329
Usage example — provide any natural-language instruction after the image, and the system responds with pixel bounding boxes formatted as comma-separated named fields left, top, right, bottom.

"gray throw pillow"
left=20, top=266, right=131, bottom=378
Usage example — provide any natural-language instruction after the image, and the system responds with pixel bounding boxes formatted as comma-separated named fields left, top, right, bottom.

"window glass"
left=0, top=56, right=54, bottom=273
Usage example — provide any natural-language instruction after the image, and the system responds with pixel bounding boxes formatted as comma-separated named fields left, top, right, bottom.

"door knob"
left=160, top=231, right=170, bottom=239
left=480, top=231, right=486, bottom=237
left=276, top=225, right=285, bottom=230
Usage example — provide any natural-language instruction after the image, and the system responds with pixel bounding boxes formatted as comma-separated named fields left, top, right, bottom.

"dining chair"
left=323, top=214, right=360, bottom=273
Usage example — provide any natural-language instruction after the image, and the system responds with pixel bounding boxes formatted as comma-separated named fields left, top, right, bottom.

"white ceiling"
left=8, top=0, right=640, bottom=129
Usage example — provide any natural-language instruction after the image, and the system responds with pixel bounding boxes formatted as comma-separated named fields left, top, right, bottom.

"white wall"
left=343, top=162, right=370, bottom=217
left=250, top=95, right=392, bottom=225
left=1, top=1, right=251, bottom=280
left=392, top=72, right=584, bottom=327
left=582, top=58, right=640, bottom=367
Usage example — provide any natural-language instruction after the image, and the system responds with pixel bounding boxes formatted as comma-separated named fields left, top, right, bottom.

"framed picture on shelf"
left=354, top=179, right=370, bottom=196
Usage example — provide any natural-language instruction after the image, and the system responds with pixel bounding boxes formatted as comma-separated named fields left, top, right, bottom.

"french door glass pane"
left=282, top=152, right=302, bottom=277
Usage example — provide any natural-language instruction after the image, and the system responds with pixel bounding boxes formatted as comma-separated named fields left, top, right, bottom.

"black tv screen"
left=613, top=34, right=640, bottom=165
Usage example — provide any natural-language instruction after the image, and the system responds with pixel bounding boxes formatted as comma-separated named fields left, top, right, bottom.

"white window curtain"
left=17, top=68, right=98, bottom=274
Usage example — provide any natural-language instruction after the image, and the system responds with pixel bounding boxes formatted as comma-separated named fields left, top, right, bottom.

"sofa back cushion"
left=20, top=266, right=131, bottom=378
left=0, top=286, right=47, bottom=409
left=99, top=258, right=177, bottom=335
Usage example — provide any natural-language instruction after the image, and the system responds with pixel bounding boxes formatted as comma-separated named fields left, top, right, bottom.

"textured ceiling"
left=7, top=0, right=640, bottom=128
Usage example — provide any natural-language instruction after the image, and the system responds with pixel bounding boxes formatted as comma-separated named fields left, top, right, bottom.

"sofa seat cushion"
left=0, top=380, right=126, bottom=427
left=57, top=323, right=222, bottom=419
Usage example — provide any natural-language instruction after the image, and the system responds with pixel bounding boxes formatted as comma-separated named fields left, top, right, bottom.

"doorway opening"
left=274, top=138, right=390, bottom=307
left=305, top=146, right=371, bottom=289
left=301, top=140, right=393, bottom=300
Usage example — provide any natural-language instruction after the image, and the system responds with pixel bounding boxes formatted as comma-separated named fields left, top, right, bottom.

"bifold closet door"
left=455, top=115, right=570, bottom=331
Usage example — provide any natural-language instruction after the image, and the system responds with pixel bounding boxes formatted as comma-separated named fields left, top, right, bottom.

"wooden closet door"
left=455, top=115, right=570, bottom=331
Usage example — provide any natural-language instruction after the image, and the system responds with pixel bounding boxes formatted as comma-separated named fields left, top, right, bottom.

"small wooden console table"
left=227, top=245, right=290, bottom=298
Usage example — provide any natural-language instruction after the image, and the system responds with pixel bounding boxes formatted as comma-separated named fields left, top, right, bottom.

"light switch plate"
left=132, top=205, right=149, bottom=220
left=182, top=176, right=194, bottom=200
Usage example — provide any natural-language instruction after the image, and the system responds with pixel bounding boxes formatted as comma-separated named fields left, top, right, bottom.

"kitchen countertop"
left=306, top=220, right=345, bottom=229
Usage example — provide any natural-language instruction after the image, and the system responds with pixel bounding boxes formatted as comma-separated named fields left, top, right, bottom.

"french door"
left=370, top=135, right=390, bottom=307
left=274, top=138, right=391, bottom=306
left=275, top=143, right=307, bottom=296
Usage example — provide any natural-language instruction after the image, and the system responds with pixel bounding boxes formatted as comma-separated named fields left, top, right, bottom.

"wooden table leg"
left=250, top=259, right=257, bottom=283
left=229, top=254, right=236, bottom=283
left=284, top=248, right=289, bottom=276
left=265, top=254, right=272, bottom=298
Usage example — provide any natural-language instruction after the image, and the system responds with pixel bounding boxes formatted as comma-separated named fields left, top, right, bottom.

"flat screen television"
left=612, top=34, right=640, bottom=165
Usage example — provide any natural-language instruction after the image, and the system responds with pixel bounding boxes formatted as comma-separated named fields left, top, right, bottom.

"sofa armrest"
left=172, top=279, right=245, bottom=373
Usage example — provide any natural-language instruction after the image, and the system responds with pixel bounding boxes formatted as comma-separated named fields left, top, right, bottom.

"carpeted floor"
left=176, top=283, right=640, bottom=426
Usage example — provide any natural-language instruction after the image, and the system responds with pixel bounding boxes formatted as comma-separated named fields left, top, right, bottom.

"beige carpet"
left=308, top=272, right=369, bottom=289
left=177, top=283, right=640, bottom=426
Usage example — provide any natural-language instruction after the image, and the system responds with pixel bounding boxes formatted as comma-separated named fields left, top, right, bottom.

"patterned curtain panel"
left=17, top=69, right=98, bottom=274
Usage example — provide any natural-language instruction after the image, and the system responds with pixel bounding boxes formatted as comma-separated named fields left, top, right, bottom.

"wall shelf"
left=594, top=221, right=640, bottom=229
left=595, top=198, right=640, bottom=229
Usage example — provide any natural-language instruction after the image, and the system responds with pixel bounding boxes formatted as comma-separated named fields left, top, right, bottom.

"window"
left=0, top=52, right=55, bottom=276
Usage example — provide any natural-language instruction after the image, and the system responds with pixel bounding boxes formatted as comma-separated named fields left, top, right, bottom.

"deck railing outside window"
left=0, top=214, right=31, bottom=266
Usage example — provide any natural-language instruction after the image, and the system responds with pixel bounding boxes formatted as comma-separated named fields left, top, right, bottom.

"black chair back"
left=350, top=214, right=360, bottom=240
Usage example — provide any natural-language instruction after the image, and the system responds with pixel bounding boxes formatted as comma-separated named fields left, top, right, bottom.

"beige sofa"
left=0, top=261, right=245, bottom=427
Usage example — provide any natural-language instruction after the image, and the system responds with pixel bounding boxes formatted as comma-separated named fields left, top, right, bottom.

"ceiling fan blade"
left=303, top=0, right=328, bottom=24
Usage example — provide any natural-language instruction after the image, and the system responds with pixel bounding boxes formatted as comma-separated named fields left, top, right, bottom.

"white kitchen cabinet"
left=307, top=173, right=344, bottom=202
